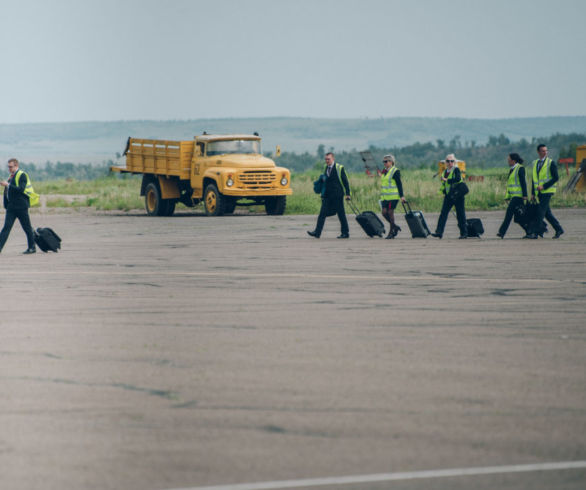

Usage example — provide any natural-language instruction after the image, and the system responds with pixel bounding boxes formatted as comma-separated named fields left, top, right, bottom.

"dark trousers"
left=314, top=196, right=349, bottom=236
left=529, top=194, right=563, bottom=235
left=0, top=208, right=36, bottom=251
left=498, top=197, right=524, bottom=236
left=435, top=196, right=467, bottom=237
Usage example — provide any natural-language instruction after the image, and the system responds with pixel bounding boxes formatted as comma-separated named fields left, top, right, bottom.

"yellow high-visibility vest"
left=532, top=158, right=556, bottom=194
left=439, top=166, right=462, bottom=195
left=505, top=163, right=523, bottom=199
left=380, top=167, right=399, bottom=200
left=14, top=170, right=40, bottom=206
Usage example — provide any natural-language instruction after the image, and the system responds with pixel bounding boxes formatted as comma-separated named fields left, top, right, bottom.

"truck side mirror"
left=275, top=145, right=281, bottom=157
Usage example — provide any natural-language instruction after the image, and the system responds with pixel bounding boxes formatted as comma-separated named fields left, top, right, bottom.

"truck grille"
left=238, top=171, right=276, bottom=189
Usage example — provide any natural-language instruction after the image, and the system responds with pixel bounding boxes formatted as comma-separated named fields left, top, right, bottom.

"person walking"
left=307, top=152, right=351, bottom=238
left=524, top=144, right=564, bottom=239
left=379, top=154, right=406, bottom=239
left=497, top=153, right=528, bottom=238
left=0, top=158, right=37, bottom=254
left=431, top=154, right=468, bottom=239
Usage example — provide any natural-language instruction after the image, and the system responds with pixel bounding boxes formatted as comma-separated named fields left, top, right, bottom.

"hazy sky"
left=1, top=0, right=585, bottom=123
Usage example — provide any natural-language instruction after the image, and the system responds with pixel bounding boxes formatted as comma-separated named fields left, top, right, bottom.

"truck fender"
left=157, top=176, right=180, bottom=199
left=139, top=175, right=180, bottom=199
left=202, top=171, right=222, bottom=193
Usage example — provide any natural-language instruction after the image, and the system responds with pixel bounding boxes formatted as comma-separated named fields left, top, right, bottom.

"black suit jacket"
left=3, top=170, right=31, bottom=210
left=324, top=164, right=351, bottom=200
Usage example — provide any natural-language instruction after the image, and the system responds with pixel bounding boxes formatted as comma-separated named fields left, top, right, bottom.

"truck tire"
left=145, top=182, right=165, bottom=216
left=204, top=183, right=225, bottom=216
left=224, top=199, right=237, bottom=214
left=163, top=201, right=176, bottom=216
left=265, top=196, right=286, bottom=215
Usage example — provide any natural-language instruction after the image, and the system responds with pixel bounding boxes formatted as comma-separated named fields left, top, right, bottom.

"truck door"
left=190, top=143, right=205, bottom=197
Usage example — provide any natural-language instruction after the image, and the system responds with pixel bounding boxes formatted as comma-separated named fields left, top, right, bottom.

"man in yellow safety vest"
left=0, top=158, right=37, bottom=254
left=523, top=144, right=564, bottom=239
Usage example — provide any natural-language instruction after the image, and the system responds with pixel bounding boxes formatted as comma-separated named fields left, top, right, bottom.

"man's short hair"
left=8, top=158, right=18, bottom=165
left=537, top=144, right=547, bottom=152
left=325, top=152, right=334, bottom=158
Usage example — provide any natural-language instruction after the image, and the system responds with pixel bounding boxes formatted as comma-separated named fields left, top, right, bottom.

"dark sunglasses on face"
left=446, top=159, right=455, bottom=163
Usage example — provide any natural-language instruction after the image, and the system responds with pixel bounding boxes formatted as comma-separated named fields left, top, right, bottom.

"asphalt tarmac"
left=1, top=208, right=585, bottom=490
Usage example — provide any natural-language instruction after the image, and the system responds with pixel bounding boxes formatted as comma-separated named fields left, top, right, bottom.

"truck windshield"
left=206, top=139, right=261, bottom=156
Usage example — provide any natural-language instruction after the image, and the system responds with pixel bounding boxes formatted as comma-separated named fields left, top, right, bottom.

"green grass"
left=33, top=170, right=586, bottom=214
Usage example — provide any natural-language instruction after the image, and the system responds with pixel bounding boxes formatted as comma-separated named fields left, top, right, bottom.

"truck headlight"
left=280, top=177, right=288, bottom=186
left=227, top=177, right=234, bottom=187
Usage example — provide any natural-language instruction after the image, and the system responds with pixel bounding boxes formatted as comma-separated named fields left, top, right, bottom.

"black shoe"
left=385, top=232, right=394, bottom=239
left=523, top=234, right=538, bottom=239
left=431, top=233, right=442, bottom=239
left=553, top=230, right=564, bottom=239
left=459, top=235, right=468, bottom=239
left=23, top=248, right=36, bottom=254
left=496, top=233, right=504, bottom=239
left=337, top=233, right=349, bottom=239
left=307, top=230, right=320, bottom=238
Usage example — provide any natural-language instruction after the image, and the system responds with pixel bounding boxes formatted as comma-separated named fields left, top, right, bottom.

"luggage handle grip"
left=401, top=200, right=413, bottom=214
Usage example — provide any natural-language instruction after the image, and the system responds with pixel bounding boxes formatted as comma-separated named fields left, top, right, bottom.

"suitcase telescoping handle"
left=401, top=200, right=413, bottom=215
left=347, top=200, right=361, bottom=215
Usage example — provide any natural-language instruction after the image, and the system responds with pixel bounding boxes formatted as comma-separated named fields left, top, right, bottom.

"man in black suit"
left=0, top=158, right=37, bottom=254
left=308, top=152, right=352, bottom=238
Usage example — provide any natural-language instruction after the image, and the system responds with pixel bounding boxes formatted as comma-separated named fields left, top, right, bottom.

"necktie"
left=327, top=166, right=332, bottom=177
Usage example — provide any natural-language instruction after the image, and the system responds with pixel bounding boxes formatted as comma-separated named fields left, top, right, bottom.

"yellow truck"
left=110, top=133, right=292, bottom=216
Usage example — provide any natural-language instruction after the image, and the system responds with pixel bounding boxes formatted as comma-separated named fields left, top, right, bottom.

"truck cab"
left=191, top=134, right=291, bottom=215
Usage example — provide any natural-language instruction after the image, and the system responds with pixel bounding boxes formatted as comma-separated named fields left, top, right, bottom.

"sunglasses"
left=446, top=160, right=455, bottom=163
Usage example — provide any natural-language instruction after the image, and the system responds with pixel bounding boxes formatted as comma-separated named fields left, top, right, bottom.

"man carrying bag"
left=0, top=158, right=39, bottom=254
left=307, top=152, right=351, bottom=238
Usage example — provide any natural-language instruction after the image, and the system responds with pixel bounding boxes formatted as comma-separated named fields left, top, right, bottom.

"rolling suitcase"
left=34, top=227, right=62, bottom=252
left=402, top=201, right=430, bottom=238
left=348, top=201, right=385, bottom=237
left=466, top=218, right=484, bottom=237
left=518, top=202, right=548, bottom=237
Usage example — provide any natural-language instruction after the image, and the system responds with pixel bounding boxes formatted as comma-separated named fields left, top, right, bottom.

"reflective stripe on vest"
left=440, top=166, right=462, bottom=195
left=14, top=170, right=40, bottom=206
left=505, top=163, right=523, bottom=199
left=532, top=158, right=556, bottom=194
left=380, top=166, right=399, bottom=200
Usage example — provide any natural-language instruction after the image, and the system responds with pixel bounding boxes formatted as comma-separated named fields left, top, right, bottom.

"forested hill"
left=281, top=132, right=585, bottom=173
left=1, top=116, right=585, bottom=175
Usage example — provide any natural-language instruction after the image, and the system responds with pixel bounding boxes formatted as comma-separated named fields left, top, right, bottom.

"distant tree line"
left=272, top=132, right=586, bottom=173
left=20, top=160, right=113, bottom=181
left=19, top=132, right=585, bottom=180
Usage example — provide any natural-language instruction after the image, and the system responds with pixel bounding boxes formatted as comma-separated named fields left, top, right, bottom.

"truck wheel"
left=204, top=183, right=225, bottom=216
left=145, top=182, right=166, bottom=216
left=163, top=200, right=176, bottom=216
left=265, top=196, right=286, bottom=215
